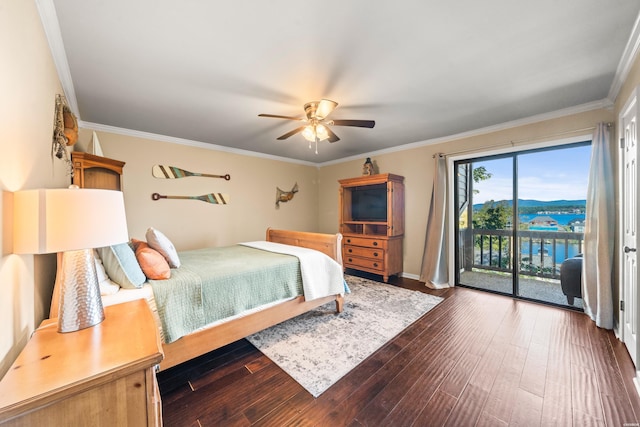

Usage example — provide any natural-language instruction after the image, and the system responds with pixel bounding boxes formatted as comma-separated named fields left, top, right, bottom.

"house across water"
left=569, top=219, right=586, bottom=233
left=529, top=215, right=559, bottom=231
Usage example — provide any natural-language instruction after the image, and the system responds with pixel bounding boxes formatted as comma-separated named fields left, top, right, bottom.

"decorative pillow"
left=93, top=249, right=109, bottom=283
left=97, top=243, right=146, bottom=289
left=130, top=238, right=146, bottom=251
left=99, top=278, right=120, bottom=296
left=146, top=227, right=181, bottom=268
left=135, top=241, right=171, bottom=280
left=93, top=249, right=120, bottom=295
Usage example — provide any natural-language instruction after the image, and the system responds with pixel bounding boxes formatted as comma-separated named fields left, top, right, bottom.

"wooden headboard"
left=71, top=152, right=125, bottom=190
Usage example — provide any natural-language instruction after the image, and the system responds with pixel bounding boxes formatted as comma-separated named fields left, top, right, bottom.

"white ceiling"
left=43, top=0, right=640, bottom=164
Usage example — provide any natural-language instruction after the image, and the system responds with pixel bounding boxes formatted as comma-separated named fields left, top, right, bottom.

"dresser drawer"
left=344, top=245, right=384, bottom=260
left=345, top=255, right=384, bottom=271
left=343, top=236, right=387, bottom=249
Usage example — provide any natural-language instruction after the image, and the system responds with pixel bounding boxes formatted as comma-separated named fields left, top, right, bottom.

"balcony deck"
left=458, top=227, right=584, bottom=308
left=460, top=269, right=583, bottom=309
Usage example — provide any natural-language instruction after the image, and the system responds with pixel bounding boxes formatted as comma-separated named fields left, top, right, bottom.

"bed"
left=64, top=154, right=345, bottom=370
left=101, top=228, right=344, bottom=371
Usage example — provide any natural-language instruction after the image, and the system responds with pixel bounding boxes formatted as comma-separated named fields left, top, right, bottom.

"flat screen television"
left=351, top=185, right=387, bottom=221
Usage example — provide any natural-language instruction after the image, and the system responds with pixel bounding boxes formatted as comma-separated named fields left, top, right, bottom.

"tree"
left=473, top=200, right=510, bottom=230
left=473, top=200, right=511, bottom=268
left=473, top=166, right=492, bottom=182
left=472, top=166, right=492, bottom=194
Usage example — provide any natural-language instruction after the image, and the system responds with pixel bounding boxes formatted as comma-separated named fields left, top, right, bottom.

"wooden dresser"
left=0, top=300, right=163, bottom=426
left=339, top=173, right=405, bottom=282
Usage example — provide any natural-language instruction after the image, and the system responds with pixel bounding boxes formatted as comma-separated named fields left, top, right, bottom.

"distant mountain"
left=473, top=199, right=586, bottom=210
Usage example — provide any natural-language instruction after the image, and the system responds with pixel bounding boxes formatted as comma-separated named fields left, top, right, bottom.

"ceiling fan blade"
left=315, top=99, right=338, bottom=120
left=277, top=126, right=306, bottom=140
left=330, top=119, right=375, bottom=128
left=258, top=114, right=304, bottom=121
left=326, top=126, right=340, bottom=143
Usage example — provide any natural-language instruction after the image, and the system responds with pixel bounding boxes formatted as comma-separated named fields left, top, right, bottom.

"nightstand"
left=0, top=299, right=163, bottom=426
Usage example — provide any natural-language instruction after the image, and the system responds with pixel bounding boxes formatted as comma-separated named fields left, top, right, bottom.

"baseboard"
left=401, top=272, right=420, bottom=281
left=633, top=374, right=640, bottom=398
left=614, top=326, right=621, bottom=341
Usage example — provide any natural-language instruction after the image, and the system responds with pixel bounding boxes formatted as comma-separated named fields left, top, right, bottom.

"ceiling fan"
left=258, top=99, right=375, bottom=154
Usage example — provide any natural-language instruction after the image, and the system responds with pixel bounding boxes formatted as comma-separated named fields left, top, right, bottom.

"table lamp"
left=13, top=187, right=129, bottom=332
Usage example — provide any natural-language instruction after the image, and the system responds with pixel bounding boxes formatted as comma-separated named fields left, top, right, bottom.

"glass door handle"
left=624, top=246, right=637, bottom=253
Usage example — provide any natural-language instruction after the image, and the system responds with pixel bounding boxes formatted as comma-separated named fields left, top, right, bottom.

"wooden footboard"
left=266, top=228, right=343, bottom=266
left=161, top=294, right=344, bottom=370
left=159, top=228, right=344, bottom=371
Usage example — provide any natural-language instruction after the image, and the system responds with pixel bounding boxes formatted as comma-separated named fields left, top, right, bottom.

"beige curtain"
left=420, top=154, right=449, bottom=288
left=582, top=123, right=615, bottom=329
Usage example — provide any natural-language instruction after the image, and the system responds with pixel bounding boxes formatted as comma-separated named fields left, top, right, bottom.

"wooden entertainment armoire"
left=339, top=173, right=405, bottom=282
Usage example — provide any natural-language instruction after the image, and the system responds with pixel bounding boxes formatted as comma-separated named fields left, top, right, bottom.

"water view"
left=519, top=213, right=585, bottom=226
left=519, top=240, right=582, bottom=265
left=458, top=143, right=592, bottom=308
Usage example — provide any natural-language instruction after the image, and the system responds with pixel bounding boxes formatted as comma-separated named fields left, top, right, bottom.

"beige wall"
left=1, top=0, right=637, bottom=381
left=75, top=129, right=320, bottom=250
left=0, top=0, right=68, bottom=377
left=319, top=108, right=614, bottom=278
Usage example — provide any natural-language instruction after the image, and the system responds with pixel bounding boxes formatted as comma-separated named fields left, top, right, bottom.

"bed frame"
left=63, top=153, right=344, bottom=370
left=159, top=228, right=344, bottom=370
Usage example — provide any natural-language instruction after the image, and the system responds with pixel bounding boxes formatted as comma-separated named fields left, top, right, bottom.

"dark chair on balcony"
left=560, top=254, right=582, bottom=305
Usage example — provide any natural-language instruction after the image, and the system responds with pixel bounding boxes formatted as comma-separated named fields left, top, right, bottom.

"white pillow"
left=93, top=250, right=120, bottom=295
left=93, top=249, right=109, bottom=283
left=99, top=278, right=120, bottom=296
left=146, top=227, right=181, bottom=268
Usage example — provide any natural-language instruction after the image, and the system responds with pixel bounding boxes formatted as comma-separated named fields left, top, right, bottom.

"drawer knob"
left=348, top=249, right=352, bottom=253
left=347, top=239, right=351, bottom=243
left=373, top=242, right=378, bottom=246
left=373, top=252, right=379, bottom=257
left=348, top=258, right=353, bottom=262
left=373, top=263, right=378, bottom=267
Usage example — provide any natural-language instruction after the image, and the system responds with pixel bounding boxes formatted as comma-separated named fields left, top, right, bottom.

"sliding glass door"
left=455, top=142, right=591, bottom=308
left=456, top=156, right=514, bottom=294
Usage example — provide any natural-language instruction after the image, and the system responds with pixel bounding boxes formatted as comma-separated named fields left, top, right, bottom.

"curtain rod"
left=433, top=122, right=612, bottom=158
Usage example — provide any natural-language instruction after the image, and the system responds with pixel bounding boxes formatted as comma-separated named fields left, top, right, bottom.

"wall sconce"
left=13, top=187, right=128, bottom=332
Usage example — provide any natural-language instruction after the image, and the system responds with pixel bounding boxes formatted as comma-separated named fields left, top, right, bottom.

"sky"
left=471, top=144, right=592, bottom=203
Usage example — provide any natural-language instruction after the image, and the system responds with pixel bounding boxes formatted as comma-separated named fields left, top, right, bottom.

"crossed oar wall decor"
left=152, top=164, right=230, bottom=205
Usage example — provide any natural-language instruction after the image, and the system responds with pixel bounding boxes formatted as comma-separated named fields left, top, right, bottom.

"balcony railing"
left=459, top=228, right=584, bottom=280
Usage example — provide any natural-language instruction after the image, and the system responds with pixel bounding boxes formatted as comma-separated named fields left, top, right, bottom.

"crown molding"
left=84, top=97, right=609, bottom=169
left=608, top=11, right=640, bottom=103
left=37, top=0, right=624, bottom=168
left=35, top=0, right=80, bottom=116
left=79, top=121, right=318, bottom=167
left=318, top=99, right=611, bottom=167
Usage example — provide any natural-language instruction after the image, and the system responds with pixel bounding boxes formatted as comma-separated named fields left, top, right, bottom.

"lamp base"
left=55, top=249, right=105, bottom=333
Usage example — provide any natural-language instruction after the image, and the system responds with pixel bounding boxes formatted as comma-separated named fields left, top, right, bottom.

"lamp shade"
left=13, top=188, right=129, bottom=254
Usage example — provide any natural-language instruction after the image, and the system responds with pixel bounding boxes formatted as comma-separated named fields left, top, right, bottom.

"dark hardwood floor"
left=158, top=275, right=640, bottom=426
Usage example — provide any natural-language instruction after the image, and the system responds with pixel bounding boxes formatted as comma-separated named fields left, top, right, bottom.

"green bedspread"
left=148, top=245, right=303, bottom=343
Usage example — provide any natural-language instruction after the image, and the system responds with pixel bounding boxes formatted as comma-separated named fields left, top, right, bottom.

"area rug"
left=246, top=275, right=443, bottom=397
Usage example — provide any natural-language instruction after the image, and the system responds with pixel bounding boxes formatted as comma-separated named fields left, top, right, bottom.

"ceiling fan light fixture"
left=316, top=124, right=329, bottom=141
left=302, top=124, right=329, bottom=143
left=302, top=125, right=316, bottom=142
left=259, top=99, right=375, bottom=154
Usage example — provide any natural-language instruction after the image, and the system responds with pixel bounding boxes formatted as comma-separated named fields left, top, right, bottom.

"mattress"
left=101, top=284, right=294, bottom=343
